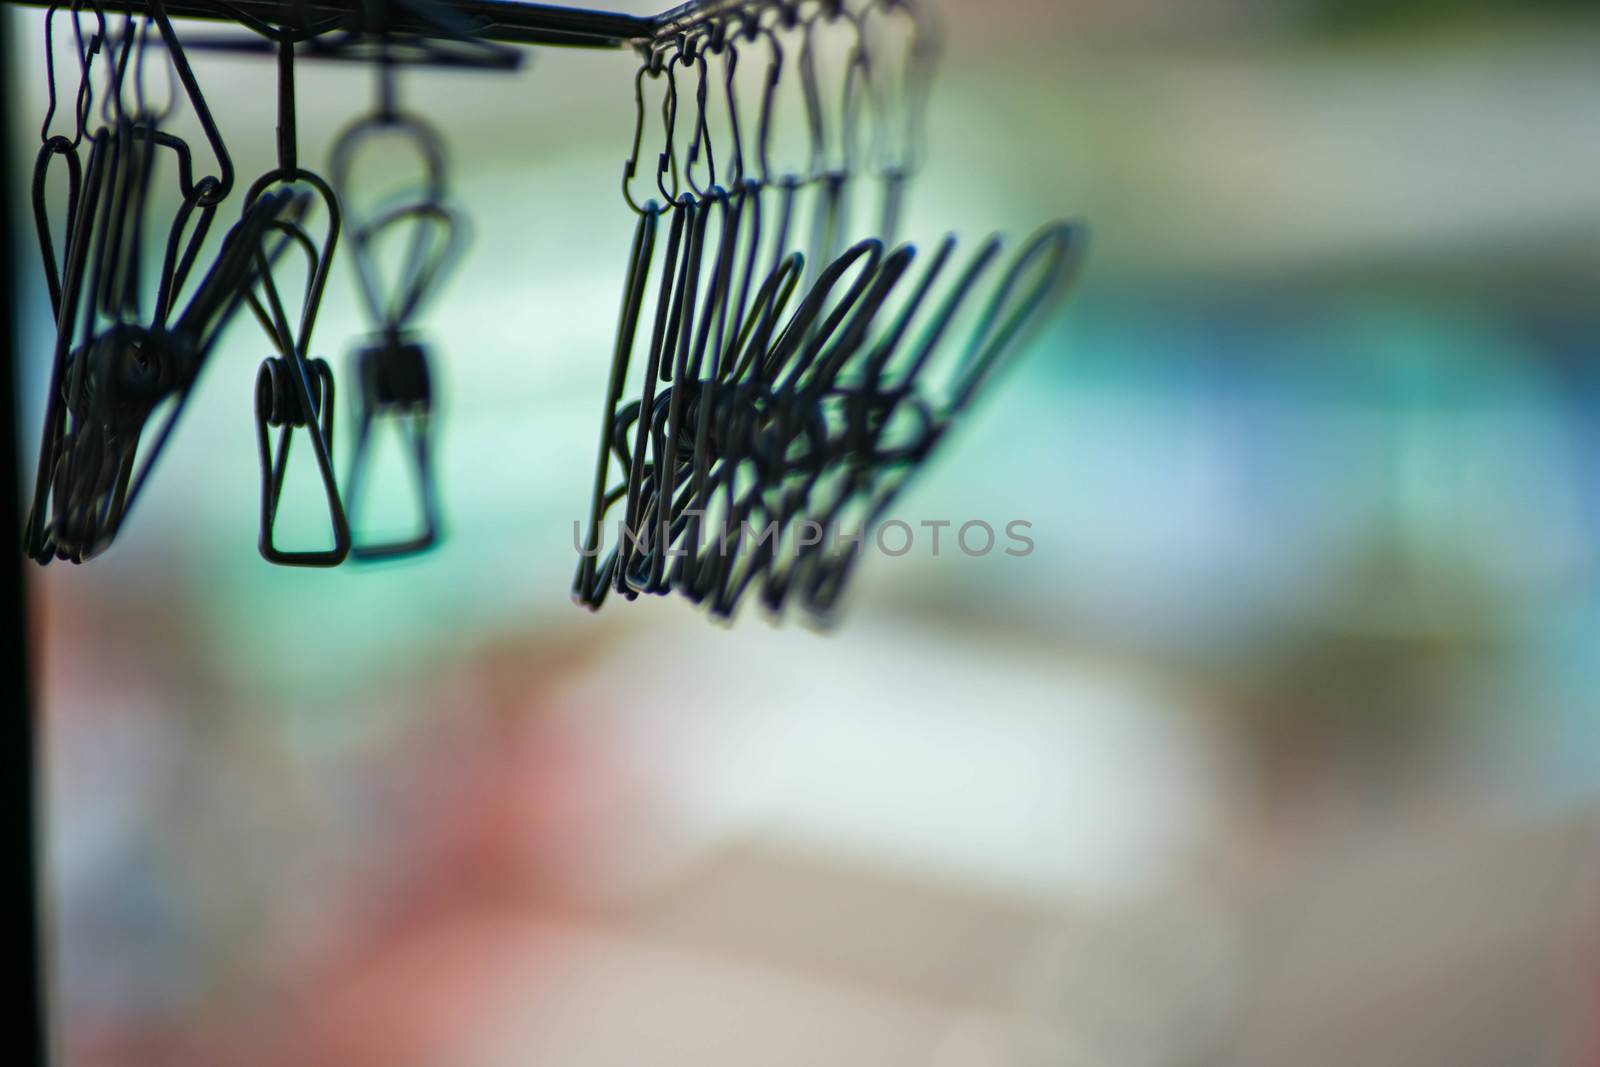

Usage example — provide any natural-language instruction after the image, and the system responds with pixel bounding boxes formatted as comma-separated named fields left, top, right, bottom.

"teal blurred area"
left=8, top=1, right=1600, bottom=1064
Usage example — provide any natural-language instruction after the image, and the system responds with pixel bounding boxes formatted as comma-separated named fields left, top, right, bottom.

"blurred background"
left=8, top=0, right=1600, bottom=1064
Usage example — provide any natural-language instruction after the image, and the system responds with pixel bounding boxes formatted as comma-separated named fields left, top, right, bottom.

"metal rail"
left=0, top=0, right=758, bottom=48
left=0, top=6, right=48, bottom=1064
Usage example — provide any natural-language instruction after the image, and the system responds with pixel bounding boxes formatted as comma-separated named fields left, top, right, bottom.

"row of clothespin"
left=24, top=0, right=478, bottom=567
left=20, top=0, right=1088, bottom=627
left=572, top=0, right=1086, bottom=623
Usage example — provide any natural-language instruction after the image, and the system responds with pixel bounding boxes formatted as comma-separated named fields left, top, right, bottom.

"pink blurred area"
left=35, top=565, right=1600, bottom=1067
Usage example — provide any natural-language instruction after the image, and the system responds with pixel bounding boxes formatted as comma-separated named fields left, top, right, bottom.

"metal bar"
left=0, top=4, right=50, bottom=1063
left=649, top=0, right=757, bottom=37
left=0, top=0, right=752, bottom=48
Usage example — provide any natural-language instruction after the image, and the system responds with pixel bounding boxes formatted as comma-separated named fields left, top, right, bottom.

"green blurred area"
left=1305, top=0, right=1594, bottom=32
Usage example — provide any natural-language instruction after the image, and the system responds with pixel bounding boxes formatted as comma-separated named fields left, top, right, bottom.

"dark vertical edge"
left=1, top=6, right=49, bottom=1067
